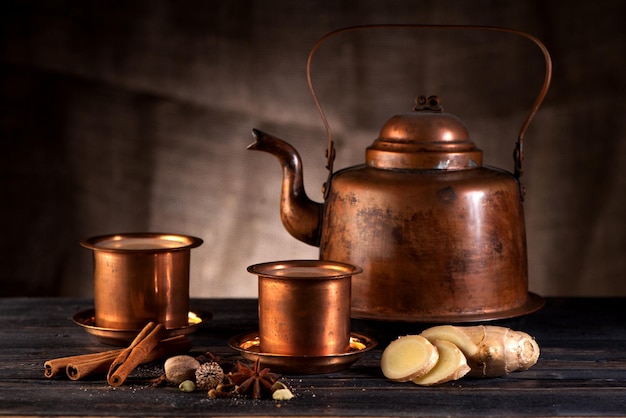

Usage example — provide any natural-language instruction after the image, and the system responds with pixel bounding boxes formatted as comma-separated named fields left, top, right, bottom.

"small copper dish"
left=228, top=331, right=376, bottom=374
left=73, top=308, right=210, bottom=346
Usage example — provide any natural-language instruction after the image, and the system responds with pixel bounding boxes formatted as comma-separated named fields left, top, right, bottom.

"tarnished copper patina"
left=248, top=260, right=361, bottom=356
left=81, top=232, right=203, bottom=330
left=248, top=25, right=551, bottom=322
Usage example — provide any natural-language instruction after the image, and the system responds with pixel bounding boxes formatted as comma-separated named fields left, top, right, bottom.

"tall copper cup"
left=81, top=233, right=203, bottom=330
left=248, top=260, right=361, bottom=356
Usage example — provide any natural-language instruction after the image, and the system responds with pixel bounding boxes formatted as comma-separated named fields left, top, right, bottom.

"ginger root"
left=380, top=325, right=540, bottom=385
left=380, top=335, right=439, bottom=382
left=412, top=339, right=470, bottom=386
left=420, top=325, right=540, bottom=378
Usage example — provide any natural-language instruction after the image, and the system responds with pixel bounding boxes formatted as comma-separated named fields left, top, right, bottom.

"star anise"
left=229, top=359, right=279, bottom=399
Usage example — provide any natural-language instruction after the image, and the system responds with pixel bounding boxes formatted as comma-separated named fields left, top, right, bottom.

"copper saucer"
left=351, top=292, right=545, bottom=323
left=73, top=308, right=211, bottom=346
left=228, top=331, right=377, bottom=374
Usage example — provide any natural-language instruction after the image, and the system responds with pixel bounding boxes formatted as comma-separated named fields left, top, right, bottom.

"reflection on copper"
left=81, top=232, right=202, bottom=330
left=248, top=260, right=361, bottom=356
left=228, top=331, right=377, bottom=374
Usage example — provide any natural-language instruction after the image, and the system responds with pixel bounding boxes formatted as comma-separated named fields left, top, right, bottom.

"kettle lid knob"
left=366, top=96, right=483, bottom=170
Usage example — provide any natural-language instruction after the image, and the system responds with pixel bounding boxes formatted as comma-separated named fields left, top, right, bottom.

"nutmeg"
left=164, top=355, right=200, bottom=385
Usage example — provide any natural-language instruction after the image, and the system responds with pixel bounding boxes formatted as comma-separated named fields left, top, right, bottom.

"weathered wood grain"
left=1, top=298, right=625, bottom=416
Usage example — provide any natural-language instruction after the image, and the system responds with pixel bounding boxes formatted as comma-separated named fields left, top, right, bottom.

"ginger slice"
left=420, top=325, right=480, bottom=358
left=412, top=339, right=470, bottom=386
left=381, top=335, right=439, bottom=382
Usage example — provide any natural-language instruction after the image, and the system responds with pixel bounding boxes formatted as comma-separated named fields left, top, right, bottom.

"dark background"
left=1, top=0, right=625, bottom=298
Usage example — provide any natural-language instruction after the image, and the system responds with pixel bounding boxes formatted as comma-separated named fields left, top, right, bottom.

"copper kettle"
left=248, top=25, right=551, bottom=322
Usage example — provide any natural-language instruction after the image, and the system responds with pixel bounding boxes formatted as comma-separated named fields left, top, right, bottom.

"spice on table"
left=229, top=359, right=279, bottom=399
left=207, top=381, right=236, bottom=399
left=179, top=379, right=197, bottom=392
left=72, top=335, right=191, bottom=381
left=44, top=335, right=192, bottom=381
left=45, top=350, right=121, bottom=379
left=66, top=351, right=123, bottom=380
left=195, top=361, right=224, bottom=390
left=272, top=387, right=295, bottom=401
left=107, top=322, right=167, bottom=387
left=164, top=355, right=200, bottom=385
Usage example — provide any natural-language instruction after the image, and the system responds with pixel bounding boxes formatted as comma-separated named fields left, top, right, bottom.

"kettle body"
left=321, top=163, right=528, bottom=322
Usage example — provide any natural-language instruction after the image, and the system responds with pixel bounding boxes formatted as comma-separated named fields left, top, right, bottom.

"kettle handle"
left=306, top=25, right=553, bottom=198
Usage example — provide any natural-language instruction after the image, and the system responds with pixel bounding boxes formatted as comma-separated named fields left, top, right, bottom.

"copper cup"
left=247, top=260, right=361, bottom=356
left=81, top=232, right=203, bottom=330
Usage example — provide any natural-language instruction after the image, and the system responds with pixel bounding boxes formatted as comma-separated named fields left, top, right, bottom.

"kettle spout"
left=248, top=129, right=323, bottom=247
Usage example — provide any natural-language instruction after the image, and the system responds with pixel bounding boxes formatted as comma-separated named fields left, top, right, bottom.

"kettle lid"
left=366, top=96, right=483, bottom=170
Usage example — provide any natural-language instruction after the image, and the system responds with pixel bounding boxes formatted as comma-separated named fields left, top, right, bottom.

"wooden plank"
left=1, top=297, right=625, bottom=416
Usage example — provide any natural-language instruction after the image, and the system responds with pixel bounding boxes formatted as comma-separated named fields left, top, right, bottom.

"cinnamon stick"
left=66, top=335, right=191, bottom=380
left=45, top=349, right=122, bottom=378
left=65, top=351, right=121, bottom=380
left=44, top=331, right=192, bottom=380
left=107, top=322, right=167, bottom=386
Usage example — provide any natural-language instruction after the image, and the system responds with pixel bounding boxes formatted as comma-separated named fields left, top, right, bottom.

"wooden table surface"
left=1, top=297, right=625, bottom=417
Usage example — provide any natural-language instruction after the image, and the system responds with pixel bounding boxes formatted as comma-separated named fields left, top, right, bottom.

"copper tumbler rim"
left=247, top=259, right=362, bottom=279
left=81, top=232, right=203, bottom=253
